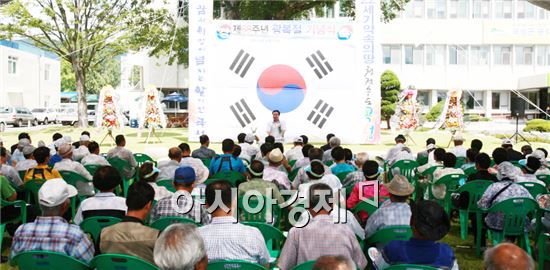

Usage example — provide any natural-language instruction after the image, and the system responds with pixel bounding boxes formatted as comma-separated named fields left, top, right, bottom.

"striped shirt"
left=10, top=216, right=95, bottom=263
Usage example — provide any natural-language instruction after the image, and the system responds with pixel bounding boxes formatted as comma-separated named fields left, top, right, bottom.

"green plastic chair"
left=237, top=196, right=281, bottom=227
left=455, top=157, right=467, bottom=169
left=463, top=166, right=477, bottom=177
left=428, top=173, right=465, bottom=214
left=483, top=197, right=538, bottom=255
left=150, top=216, right=201, bottom=231
left=207, top=260, right=266, bottom=270
left=134, top=153, right=156, bottom=167
left=351, top=200, right=380, bottom=220
left=84, top=164, right=102, bottom=176
left=24, top=178, right=46, bottom=204
left=288, top=167, right=300, bottom=182
left=288, top=159, right=297, bottom=168
left=80, top=216, right=121, bottom=246
left=108, top=157, right=135, bottom=196
left=324, top=160, right=334, bottom=167
left=18, top=170, right=26, bottom=181
left=201, top=158, right=212, bottom=168
left=418, top=165, right=443, bottom=178
left=416, top=156, right=428, bottom=166
left=91, top=253, right=159, bottom=270
left=291, top=260, right=315, bottom=270
left=345, top=184, right=355, bottom=198
left=535, top=207, right=550, bottom=242
left=538, top=233, right=550, bottom=270
left=516, top=182, right=548, bottom=199
left=536, top=174, right=550, bottom=188
left=10, top=250, right=90, bottom=270
left=206, top=171, right=246, bottom=187
left=1, top=199, right=27, bottom=249
left=365, top=226, right=412, bottom=247
left=336, top=171, right=351, bottom=182
left=454, top=180, right=492, bottom=256
left=243, top=222, right=286, bottom=259
left=385, top=264, right=439, bottom=270
left=156, top=179, right=176, bottom=192
left=388, top=160, right=419, bottom=182
left=59, top=170, right=93, bottom=218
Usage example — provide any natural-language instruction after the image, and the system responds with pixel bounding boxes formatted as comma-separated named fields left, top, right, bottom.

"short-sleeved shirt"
left=150, top=190, right=211, bottom=224
left=1, top=176, right=16, bottom=200
left=24, top=165, right=62, bottom=181
left=0, top=164, right=23, bottom=187
left=267, top=120, right=286, bottom=142
left=192, top=146, right=217, bottom=160
left=331, top=163, right=356, bottom=175
left=382, top=238, right=456, bottom=269
left=73, top=192, right=127, bottom=225
left=209, top=154, right=246, bottom=175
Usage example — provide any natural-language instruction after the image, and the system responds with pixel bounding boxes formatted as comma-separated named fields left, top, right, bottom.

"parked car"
left=31, top=108, right=58, bottom=124
left=0, top=106, right=38, bottom=130
left=58, top=107, right=96, bottom=126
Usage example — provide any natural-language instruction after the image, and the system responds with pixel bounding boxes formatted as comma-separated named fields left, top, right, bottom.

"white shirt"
left=285, top=146, right=304, bottom=162
left=73, top=192, right=127, bottom=225
left=15, top=159, right=37, bottom=172
left=388, top=150, right=415, bottom=167
left=0, top=164, right=23, bottom=187
left=322, top=149, right=333, bottom=163
left=148, top=182, right=173, bottom=201
left=54, top=158, right=94, bottom=196
left=73, top=145, right=90, bottom=161
left=293, top=157, right=310, bottom=170
left=81, top=154, right=110, bottom=166
left=267, top=120, right=286, bottom=142
left=106, top=146, right=137, bottom=167
left=516, top=174, right=546, bottom=187
left=239, top=143, right=260, bottom=161
left=180, top=156, right=209, bottom=184
left=263, top=166, right=291, bottom=190
left=431, top=167, right=464, bottom=199
left=158, top=160, right=181, bottom=181
left=295, top=207, right=365, bottom=240
left=448, top=145, right=467, bottom=158
left=385, top=143, right=405, bottom=162
left=11, top=149, right=25, bottom=163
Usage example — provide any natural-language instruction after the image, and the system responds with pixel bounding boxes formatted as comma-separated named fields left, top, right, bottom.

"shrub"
left=425, top=100, right=445, bottom=122
left=524, top=119, right=550, bottom=132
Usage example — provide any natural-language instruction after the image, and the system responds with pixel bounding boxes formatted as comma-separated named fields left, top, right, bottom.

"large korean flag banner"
left=189, top=0, right=380, bottom=144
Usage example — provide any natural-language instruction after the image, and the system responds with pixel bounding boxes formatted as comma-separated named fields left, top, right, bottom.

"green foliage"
left=380, top=70, right=401, bottom=125
left=426, top=100, right=445, bottom=122
left=524, top=119, right=550, bottom=132
left=464, top=114, right=491, bottom=122
left=61, top=58, right=120, bottom=93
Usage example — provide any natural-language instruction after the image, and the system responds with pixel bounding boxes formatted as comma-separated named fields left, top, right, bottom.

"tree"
left=381, top=70, right=401, bottom=129
left=61, top=56, right=121, bottom=93
left=1, top=0, right=170, bottom=127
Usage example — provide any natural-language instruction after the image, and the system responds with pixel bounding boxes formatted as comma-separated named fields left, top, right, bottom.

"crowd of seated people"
left=0, top=130, right=549, bottom=270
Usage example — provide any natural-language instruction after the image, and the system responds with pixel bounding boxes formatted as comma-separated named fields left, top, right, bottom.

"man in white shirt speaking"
left=267, top=110, right=286, bottom=143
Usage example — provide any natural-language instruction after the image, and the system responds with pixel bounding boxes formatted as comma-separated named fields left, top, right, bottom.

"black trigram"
left=305, top=50, right=333, bottom=79
left=307, top=100, right=334, bottom=129
left=229, top=49, right=255, bottom=78
left=229, top=99, right=256, bottom=128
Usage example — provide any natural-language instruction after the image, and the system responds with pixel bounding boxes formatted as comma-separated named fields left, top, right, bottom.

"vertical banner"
left=188, top=0, right=213, bottom=142
left=356, top=0, right=381, bottom=144
left=189, top=0, right=381, bottom=144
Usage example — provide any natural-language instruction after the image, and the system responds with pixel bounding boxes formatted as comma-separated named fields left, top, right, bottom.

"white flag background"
left=189, top=2, right=380, bottom=144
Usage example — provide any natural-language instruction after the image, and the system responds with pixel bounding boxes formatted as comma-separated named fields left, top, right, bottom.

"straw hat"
left=386, top=175, right=414, bottom=196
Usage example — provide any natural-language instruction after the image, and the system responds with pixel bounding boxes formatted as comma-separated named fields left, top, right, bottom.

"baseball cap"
left=426, top=144, right=436, bottom=151
left=244, top=133, right=255, bottom=143
left=22, top=145, right=36, bottom=156
left=293, top=137, right=303, bottom=143
left=453, top=133, right=465, bottom=141
left=502, top=138, right=513, bottom=146
left=268, top=148, right=284, bottom=163
left=38, top=178, right=78, bottom=207
left=174, top=167, right=196, bottom=184
left=80, top=135, right=90, bottom=142
left=18, top=138, right=30, bottom=147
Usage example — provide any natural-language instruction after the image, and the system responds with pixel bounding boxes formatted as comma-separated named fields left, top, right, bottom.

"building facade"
left=376, top=0, right=550, bottom=118
left=0, top=40, right=61, bottom=109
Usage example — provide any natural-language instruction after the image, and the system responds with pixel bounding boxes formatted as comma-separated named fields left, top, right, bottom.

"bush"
left=425, top=100, right=445, bottom=122
left=464, top=115, right=491, bottom=122
left=524, top=119, right=550, bottom=132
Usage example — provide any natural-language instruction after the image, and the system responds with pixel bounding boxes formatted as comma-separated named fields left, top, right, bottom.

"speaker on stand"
left=509, top=96, right=529, bottom=144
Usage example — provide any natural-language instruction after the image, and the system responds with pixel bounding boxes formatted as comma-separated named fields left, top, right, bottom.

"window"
left=437, top=90, right=447, bottom=102
left=517, top=0, right=535, bottom=19
left=494, top=0, right=513, bottom=18
left=449, top=0, right=468, bottom=18
left=8, top=56, right=17, bottom=74
left=492, top=91, right=510, bottom=110
left=465, top=91, right=484, bottom=109
left=44, top=64, right=50, bottom=80
left=526, top=92, right=538, bottom=110
left=494, top=46, right=511, bottom=65
left=417, top=91, right=430, bottom=107
left=492, top=92, right=500, bottom=109
left=427, top=0, right=446, bottom=18
left=449, top=45, right=467, bottom=65
left=470, top=46, right=490, bottom=65
left=404, top=0, right=425, bottom=18
left=425, top=45, right=445, bottom=65
left=382, top=45, right=401, bottom=64
left=516, top=46, right=533, bottom=65
left=536, top=45, right=550, bottom=66
left=472, top=0, right=490, bottom=18
left=404, top=45, right=423, bottom=65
